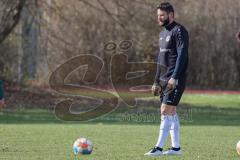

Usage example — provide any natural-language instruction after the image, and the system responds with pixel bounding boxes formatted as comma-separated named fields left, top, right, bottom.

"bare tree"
left=1, top=0, right=240, bottom=89
left=0, top=0, right=26, bottom=44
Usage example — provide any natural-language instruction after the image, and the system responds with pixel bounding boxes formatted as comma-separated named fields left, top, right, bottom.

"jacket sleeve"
left=0, top=80, right=4, bottom=100
left=154, top=53, right=161, bottom=84
left=171, top=27, right=189, bottom=79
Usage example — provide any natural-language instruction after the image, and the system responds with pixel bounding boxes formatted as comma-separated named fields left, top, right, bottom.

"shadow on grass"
left=0, top=103, right=240, bottom=126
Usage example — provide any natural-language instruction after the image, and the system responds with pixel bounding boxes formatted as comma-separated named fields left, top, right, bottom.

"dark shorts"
left=160, top=77, right=186, bottom=106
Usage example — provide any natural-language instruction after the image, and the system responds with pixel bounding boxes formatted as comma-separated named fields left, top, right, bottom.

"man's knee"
left=161, top=104, right=176, bottom=115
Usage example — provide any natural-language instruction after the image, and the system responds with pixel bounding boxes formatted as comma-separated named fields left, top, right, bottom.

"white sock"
left=155, top=115, right=173, bottom=148
left=170, top=114, right=180, bottom=148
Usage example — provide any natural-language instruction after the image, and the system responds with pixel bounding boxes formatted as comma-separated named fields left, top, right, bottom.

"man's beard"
left=160, top=18, right=170, bottom=27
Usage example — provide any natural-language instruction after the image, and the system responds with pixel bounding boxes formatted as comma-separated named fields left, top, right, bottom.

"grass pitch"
left=0, top=93, right=240, bottom=160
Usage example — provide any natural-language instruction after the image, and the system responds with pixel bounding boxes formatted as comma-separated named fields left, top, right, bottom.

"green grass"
left=182, top=94, right=240, bottom=108
left=0, top=124, right=239, bottom=160
left=0, top=93, right=240, bottom=159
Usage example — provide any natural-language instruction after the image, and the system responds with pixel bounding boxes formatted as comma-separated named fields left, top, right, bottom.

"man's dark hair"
left=157, top=2, right=174, bottom=14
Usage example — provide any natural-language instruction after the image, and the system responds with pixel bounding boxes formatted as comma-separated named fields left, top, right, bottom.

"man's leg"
left=145, top=77, right=185, bottom=156
left=155, top=104, right=176, bottom=148
left=163, top=108, right=182, bottom=155
left=170, top=113, right=180, bottom=149
left=162, top=85, right=185, bottom=155
left=145, top=104, right=176, bottom=156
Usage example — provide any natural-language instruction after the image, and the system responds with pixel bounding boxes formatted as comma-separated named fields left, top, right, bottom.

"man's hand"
left=167, top=78, right=177, bottom=92
left=0, top=99, right=5, bottom=110
left=236, top=31, right=240, bottom=43
left=152, top=83, right=162, bottom=96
